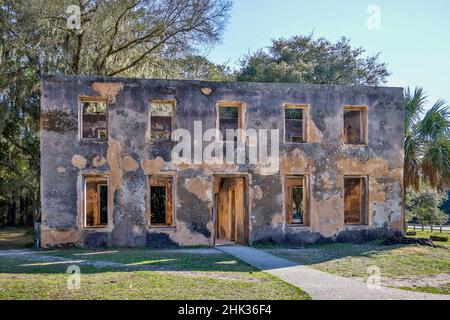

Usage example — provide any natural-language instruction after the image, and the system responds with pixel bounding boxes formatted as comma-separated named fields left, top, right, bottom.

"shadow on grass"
left=4, top=242, right=407, bottom=275
left=253, top=241, right=436, bottom=266
left=0, top=227, right=33, bottom=250
left=2, top=229, right=448, bottom=276
left=0, top=247, right=259, bottom=275
left=0, top=227, right=258, bottom=275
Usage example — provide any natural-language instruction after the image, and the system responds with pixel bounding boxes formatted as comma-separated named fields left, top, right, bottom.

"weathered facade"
left=40, top=75, right=405, bottom=247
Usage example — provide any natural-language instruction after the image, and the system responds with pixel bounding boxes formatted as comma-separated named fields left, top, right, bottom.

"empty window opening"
left=344, top=107, right=367, bottom=144
left=219, top=106, right=240, bottom=141
left=344, top=176, right=368, bottom=225
left=150, top=186, right=166, bottom=224
left=285, top=177, right=308, bottom=225
left=285, top=106, right=306, bottom=143
left=292, top=187, right=304, bottom=223
left=150, top=101, right=174, bottom=140
left=149, top=178, right=173, bottom=226
left=84, top=177, right=108, bottom=228
left=81, top=100, right=108, bottom=139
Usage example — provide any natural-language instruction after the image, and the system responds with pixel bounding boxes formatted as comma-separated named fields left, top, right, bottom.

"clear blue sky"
left=207, top=0, right=450, bottom=109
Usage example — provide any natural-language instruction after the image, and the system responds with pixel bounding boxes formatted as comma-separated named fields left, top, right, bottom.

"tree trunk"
left=72, top=32, right=84, bottom=74
left=0, top=202, right=8, bottom=227
left=23, top=196, right=31, bottom=226
left=19, top=196, right=25, bottom=226
left=32, top=190, right=41, bottom=224
left=9, top=201, right=16, bottom=226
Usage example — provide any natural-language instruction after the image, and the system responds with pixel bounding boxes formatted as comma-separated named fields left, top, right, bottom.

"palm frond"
left=421, top=138, right=450, bottom=191
left=418, top=99, right=450, bottom=141
left=404, top=87, right=427, bottom=132
left=404, top=87, right=450, bottom=191
left=404, top=132, right=421, bottom=190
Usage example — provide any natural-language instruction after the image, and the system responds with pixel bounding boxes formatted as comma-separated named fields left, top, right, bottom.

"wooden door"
left=215, top=177, right=246, bottom=244
left=234, top=178, right=246, bottom=244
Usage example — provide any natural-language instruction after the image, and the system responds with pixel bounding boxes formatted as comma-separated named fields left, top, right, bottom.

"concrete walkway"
left=217, top=245, right=450, bottom=300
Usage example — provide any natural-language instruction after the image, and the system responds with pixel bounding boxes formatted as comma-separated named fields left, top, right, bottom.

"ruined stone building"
left=40, top=75, right=405, bottom=247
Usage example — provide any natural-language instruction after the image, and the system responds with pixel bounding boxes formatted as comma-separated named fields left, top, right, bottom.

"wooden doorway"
left=214, top=176, right=247, bottom=245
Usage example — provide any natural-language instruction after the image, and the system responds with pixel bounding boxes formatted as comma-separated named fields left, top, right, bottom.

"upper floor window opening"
left=149, top=100, right=176, bottom=141
left=284, top=104, right=308, bottom=143
left=80, top=98, right=108, bottom=140
left=343, top=106, right=368, bottom=145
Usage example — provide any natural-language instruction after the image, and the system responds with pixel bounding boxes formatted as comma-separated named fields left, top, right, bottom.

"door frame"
left=212, top=174, right=250, bottom=246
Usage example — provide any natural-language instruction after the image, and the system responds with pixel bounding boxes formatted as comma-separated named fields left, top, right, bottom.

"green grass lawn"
left=264, top=243, right=449, bottom=277
left=2, top=227, right=449, bottom=298
left=261, top=230, right=450, bottom=295
left=0, top=247, right=309, bottom=300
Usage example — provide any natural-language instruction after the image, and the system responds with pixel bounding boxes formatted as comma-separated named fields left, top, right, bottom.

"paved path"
left=217, top=245, right=450, bottom=300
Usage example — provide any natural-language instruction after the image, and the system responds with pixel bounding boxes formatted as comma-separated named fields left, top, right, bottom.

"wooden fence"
left=408, top=224, right=450, bottom=233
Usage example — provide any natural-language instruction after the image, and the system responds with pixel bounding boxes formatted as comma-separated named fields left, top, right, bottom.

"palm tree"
left=404, top=87, right=450, bottom=191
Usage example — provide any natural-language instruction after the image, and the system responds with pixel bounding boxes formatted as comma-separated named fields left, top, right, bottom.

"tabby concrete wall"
left=40, top=75, right=404, bottom=247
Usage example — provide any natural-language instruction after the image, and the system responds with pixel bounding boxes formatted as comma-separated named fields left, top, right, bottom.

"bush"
left=406, top=186, right=449, bottom=225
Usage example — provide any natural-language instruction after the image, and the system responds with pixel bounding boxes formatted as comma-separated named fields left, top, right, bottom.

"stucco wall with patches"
left=40, top=75, right=404, bottom=247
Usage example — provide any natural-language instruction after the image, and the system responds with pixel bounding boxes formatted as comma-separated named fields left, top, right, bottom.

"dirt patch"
left=159, top=248, right=219, bottom=254
left=383, top=273, right=450, bottom=288
left=153, top=270, right=264, bottom=283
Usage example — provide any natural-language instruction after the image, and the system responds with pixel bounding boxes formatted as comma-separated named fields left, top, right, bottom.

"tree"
left=406, top=185, right=448, bottom=225
left=0, top=0, right=232, bottom=225
left=166, top=55, right=234, bottom=81
left=404, top=87, right=450, bottom=191
left=236, top=34, right=390, bottom=85
left=9, top=0, right=232, bottom=76
left=440, top=190, right=450, bottom=220
left=0, top=0, right=42, bottom=225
